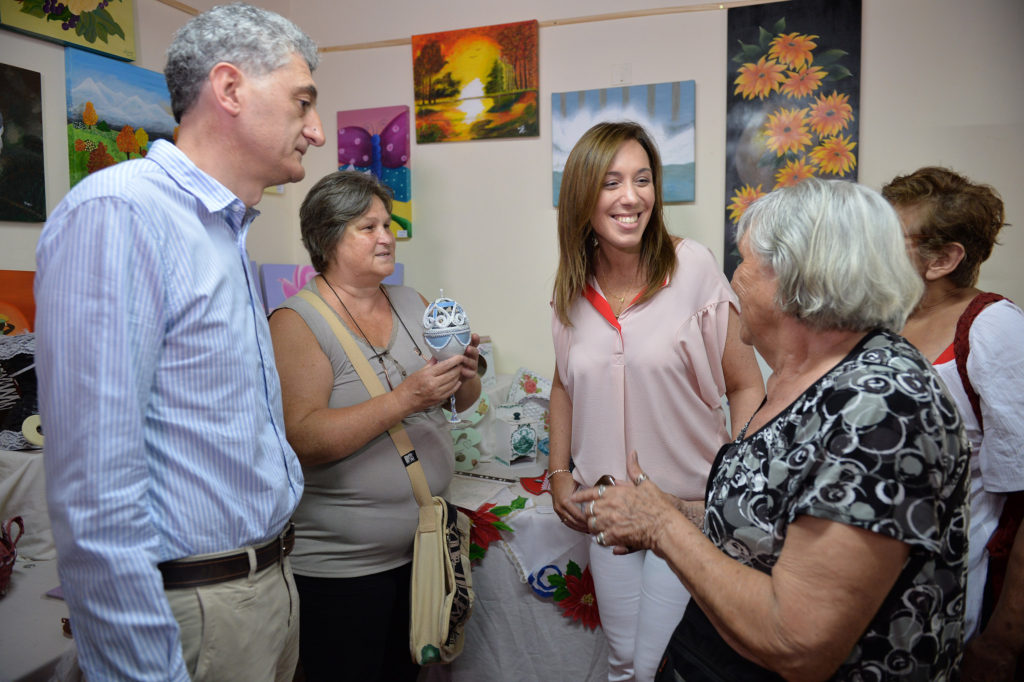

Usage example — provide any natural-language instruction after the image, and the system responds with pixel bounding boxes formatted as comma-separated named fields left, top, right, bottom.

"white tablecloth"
left=0, top=558, right=77, bottom=682
left=424, top=516, right=609, bottom=682
left=1, top=447, right=55, bottom=561
left=1, top=447, right=78, bottom=681
left=434, top=461, right=609, bottom=682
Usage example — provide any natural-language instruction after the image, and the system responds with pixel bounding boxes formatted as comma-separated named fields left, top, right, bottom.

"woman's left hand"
left=570, top=450, right=679, bottom=555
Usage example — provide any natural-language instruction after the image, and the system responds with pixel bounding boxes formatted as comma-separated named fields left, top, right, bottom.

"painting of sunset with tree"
left=412, top=19, right=538, bottom=143
left=722, top=0, right=861, bottom=277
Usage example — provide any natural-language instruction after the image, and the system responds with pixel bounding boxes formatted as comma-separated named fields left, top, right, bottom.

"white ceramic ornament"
left=422, top=291, right=471, bottom=362
left=422, top=290, right=472, bottom=426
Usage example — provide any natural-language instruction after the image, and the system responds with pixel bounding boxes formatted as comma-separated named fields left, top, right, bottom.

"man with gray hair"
left=34, top=4, right=325, bottom=680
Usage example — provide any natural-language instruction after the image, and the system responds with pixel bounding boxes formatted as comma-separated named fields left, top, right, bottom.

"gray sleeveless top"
left=278, top=280, right=454, bottom=578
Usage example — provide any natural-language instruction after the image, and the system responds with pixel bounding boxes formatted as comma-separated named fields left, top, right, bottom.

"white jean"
left=589, top=544, right=692, bottom=682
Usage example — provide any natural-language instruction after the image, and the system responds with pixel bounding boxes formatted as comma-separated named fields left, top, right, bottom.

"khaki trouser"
left=166, top=552, right=299, bottom=682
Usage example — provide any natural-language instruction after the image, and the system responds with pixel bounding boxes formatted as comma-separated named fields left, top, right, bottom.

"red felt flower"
left=465, top=503, right=502, bottom=551
left=555, top=564, right=601, bottom=629
left=460, top=498, right=525, bottom=562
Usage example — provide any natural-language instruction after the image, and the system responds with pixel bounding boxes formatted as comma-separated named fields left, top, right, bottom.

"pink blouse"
left=552, top=239, right=737, bottom=499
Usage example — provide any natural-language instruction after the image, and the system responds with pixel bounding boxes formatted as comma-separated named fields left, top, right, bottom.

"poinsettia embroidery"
left=549, top=560, right=601, bottom=629
left=460, top=496, right=527, bottom=562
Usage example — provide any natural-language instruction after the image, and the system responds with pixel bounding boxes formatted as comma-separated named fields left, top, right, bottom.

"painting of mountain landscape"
left=64, top=47, right=176, bottom=187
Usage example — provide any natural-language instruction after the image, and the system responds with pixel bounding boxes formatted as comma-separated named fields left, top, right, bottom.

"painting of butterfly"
left=337, top=105, right=412, bottom=239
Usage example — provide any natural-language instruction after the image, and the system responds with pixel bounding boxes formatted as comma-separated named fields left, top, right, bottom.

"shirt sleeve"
left=675, top=241, right=739, bottom=408
left=969, top=300, right=1024, bottom=493
left=551, top=303, right=572, bottom=390
left=788, top=367, right=962, bottom=554
left=35, top=196, right=191, bottom=681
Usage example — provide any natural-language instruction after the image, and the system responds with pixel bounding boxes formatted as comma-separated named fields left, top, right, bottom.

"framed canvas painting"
left=0, top=0, right=135, bottom=61
left=65, top=47, right=176, bottom=188
left=412, top=19, right=538, bottom=143
left=338, top=105, right=412, bottom=239
left=552, top=81, right=695, bottom=206
left=0, top=62, right=45, bottom=222
left=723, top=0, right=861, bottom=276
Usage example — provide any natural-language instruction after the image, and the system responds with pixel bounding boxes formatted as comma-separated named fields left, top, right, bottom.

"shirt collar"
left=147, top=139, right=260, bottom=233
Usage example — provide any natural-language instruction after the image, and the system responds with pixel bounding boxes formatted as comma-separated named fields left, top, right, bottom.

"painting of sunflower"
left=723, top=0, right=861, bottom=277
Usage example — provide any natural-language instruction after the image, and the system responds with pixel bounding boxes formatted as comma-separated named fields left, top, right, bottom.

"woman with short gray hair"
left=574, top=178, right=969, bottom=680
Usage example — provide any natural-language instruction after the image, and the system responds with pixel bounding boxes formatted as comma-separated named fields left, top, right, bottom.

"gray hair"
left=736, top=177, right=923, bottom=332
left=165, top=3, right=319, bottom=122
left=300, top=171, right=394, bottom=273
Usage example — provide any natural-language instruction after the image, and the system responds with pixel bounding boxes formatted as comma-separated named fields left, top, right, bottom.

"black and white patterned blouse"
left=699, top=330, right=969, bottom=680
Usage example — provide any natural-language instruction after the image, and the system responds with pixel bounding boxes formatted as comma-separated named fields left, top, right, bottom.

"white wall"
left=2, top=0, right=1022, bottom=377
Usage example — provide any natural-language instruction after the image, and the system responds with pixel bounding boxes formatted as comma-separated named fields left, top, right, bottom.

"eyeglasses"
left=371, top=349, right=409, bottom=391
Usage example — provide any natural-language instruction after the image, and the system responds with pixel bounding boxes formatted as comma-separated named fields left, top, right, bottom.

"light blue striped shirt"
left=34, top=139, right=304, bottom=681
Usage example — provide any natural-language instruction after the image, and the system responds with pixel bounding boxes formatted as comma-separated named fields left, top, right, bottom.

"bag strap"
left=296, top=287, right=433, bottom=509
left=953, top=292, right=1007, bottom=428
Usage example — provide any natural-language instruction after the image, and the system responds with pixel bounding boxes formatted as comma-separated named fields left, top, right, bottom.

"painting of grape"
left=64, top=47, right=176, bottom=187
left=412, top=19, right=538, bottom=143
left=0, top=0, right=135, bottom=60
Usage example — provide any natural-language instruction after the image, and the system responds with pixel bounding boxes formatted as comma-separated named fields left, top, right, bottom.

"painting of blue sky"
left=551, top=80, right=695, bottom=206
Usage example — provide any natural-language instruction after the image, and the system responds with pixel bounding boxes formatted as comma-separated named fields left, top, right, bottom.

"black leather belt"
left=159, top=523, right=294, bottom=589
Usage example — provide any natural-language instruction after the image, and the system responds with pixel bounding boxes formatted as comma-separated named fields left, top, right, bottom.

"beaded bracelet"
left=548, top=468, right=572, bottom=477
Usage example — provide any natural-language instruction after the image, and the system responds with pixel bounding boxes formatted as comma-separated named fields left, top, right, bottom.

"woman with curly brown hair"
left=884, top=166, right=1024, bottom=681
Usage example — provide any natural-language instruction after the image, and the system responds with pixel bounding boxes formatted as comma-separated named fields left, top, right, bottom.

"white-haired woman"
left=574, top=178, right=970, bottom=681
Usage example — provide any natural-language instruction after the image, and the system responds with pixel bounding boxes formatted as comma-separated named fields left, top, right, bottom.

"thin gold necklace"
left=612, top=293, right=627, bottom=317
left=606, top=284, right=640, bottom=317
